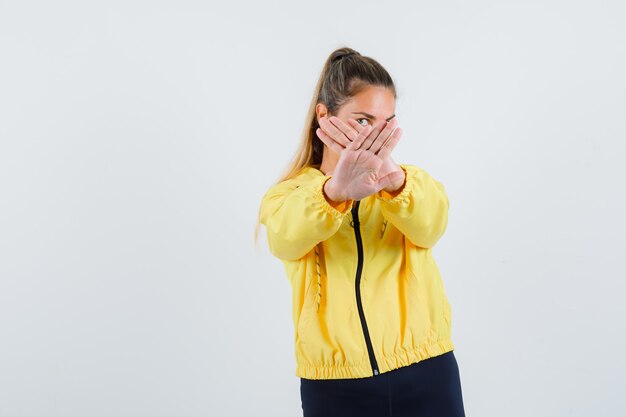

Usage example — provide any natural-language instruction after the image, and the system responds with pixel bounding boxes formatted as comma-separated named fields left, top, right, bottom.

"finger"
left=347, top=118, right=366, bottom=135
left=346, top=119, right=375, bottom=150
left=316, top=127, right=344, bottom=154
left=328, top=116, right=359, bottom=143
left=360, top=119, right=387, bottom=151
left=376, top=127, right=402, bottom=159
left=319, top=116, right=351, bottom=148
left=369, top=118, right=398, bottom=154
left=376, top=127, right=403, bottom=160
left=347, top=124, right=373, bottom=150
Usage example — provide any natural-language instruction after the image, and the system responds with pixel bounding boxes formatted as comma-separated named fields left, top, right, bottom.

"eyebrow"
left=351, top=112, right=396, bottom=122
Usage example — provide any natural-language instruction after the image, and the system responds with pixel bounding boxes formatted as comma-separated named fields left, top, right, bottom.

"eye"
left=356, top=118, right=369, bottom=126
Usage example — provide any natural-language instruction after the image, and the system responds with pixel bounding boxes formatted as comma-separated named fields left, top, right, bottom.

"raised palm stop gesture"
left=316, top=114, right=406, bottom=202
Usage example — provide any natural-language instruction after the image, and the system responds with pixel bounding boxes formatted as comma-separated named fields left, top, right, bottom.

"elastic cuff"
left=317, top=176, right=354, bottom=218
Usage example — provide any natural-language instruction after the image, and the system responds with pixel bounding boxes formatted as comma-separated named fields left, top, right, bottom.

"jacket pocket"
left=405, top=265, right=441, bottom=345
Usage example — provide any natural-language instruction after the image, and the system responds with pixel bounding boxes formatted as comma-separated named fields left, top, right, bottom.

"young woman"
left=257, top=47, right=466, bottom=417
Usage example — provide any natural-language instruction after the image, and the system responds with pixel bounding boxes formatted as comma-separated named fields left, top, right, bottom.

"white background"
left=1, top=1, right=625, bottom=416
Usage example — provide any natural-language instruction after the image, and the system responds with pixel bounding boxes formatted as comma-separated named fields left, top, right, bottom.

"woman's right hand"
left=316, top=116, right=404, bottom=202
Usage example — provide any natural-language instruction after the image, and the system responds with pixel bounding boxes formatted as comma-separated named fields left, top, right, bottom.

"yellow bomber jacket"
left=259, top=164, right=455, bottom=380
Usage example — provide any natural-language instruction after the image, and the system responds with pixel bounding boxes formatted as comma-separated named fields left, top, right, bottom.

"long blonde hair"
left=254, top=46, right=397, bottom=242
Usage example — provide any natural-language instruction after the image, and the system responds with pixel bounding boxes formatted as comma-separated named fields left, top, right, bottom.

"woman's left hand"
left=320, top=116, right=406, bottom=193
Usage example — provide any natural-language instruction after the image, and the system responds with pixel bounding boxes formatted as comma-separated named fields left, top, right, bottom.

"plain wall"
left=1, top=0, right=625, bottom=416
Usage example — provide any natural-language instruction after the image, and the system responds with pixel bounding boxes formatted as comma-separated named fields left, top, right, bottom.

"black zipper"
left=351, top=200, right=380, bottom=376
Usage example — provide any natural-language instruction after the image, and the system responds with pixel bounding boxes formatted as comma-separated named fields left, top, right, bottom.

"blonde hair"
left=254, top=46, right=397, bottom=242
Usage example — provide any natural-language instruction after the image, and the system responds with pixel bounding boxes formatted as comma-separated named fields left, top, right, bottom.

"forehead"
left=341, top=85, right=395, bottom=117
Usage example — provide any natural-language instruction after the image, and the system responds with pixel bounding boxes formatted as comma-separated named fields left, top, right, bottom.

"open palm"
left=330, top=148, right=389, bottom=201
left=316, top=115, right=405, bottom=202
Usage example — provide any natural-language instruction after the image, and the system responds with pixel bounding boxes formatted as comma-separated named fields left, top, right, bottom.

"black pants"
left=300, top=350, right=466, bottom=417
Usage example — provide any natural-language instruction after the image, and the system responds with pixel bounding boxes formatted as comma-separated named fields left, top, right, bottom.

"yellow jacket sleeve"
left=377, top=164, right=450, bottom=249
left=260, top=173, right=354, bottom=261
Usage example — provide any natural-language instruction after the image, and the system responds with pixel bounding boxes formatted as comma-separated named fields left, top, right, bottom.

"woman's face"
left=318, top=85, right=396, bottom=130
